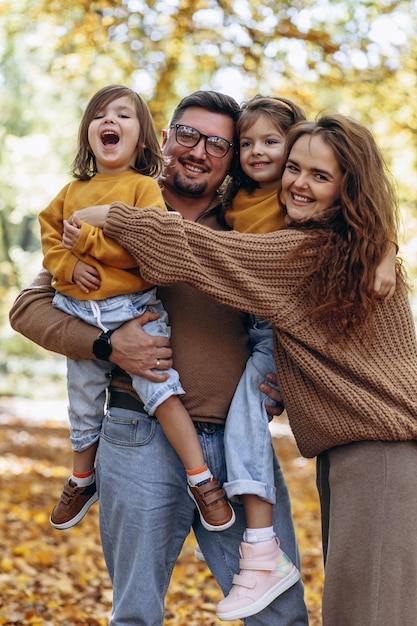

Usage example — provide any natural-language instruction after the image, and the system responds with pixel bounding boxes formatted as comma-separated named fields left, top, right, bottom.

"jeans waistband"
left=107, top=389, right=224, bottom=433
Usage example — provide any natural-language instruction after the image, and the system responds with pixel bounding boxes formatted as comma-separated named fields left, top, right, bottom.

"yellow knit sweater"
left=39, top=171, right=166, bottom=299
left=225, top=187, right=286, bottom=234
left=104, top=204, right=417, bottom=458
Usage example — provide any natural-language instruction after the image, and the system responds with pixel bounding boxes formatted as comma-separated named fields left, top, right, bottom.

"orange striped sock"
left=186, top=464, right=213, bottom=486
left=72, top=468, right=95, bottom=487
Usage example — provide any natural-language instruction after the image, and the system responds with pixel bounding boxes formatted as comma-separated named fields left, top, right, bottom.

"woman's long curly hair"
left=278, top=114, right=405, bottom=343
left=71, top=85, right=165, bottom=181
left=221, top=95, right=307, bottom=209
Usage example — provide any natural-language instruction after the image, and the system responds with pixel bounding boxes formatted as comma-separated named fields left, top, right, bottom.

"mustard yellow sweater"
left=39, top=171, right=166, bottom=299
left=104, top=204, right=417, bottom=458
left=225, top=187, right=286, bottom=234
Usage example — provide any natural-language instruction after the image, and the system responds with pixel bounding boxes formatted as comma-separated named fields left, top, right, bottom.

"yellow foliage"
left=0, top=404, right=323, bottom=624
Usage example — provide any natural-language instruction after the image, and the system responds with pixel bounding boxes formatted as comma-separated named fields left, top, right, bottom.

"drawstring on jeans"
left=90, top=301, right=109, bottom=332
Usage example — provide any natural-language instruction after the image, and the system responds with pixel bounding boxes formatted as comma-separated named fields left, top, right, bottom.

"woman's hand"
left=373, top=241, right=397, bottom=301
left=110, top=312, right=173, bottom=381
left=259, top=373, right=285, bottom=418
left=70, top=204, right=111, bottom=228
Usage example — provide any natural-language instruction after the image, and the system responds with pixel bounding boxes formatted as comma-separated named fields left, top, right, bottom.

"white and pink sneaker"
left=216, top=537, right=301, bottom=621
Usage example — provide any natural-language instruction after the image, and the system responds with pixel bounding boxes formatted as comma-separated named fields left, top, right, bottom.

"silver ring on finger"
left=156, top=359, right=160, bottom=367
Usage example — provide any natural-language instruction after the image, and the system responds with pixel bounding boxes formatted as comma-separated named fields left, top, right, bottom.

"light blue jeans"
left=53, top=290, right=185, bottom=451
left=96, top=403, right=308, bottom=625
left=224, top=316, right=277, bottom=503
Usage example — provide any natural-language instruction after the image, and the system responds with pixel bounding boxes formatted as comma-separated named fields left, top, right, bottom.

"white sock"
left=243, top=526, right=276, bottom=544
left=71, top=471, right=95, bottom=487
left=187, top=468, right=213, bottom=487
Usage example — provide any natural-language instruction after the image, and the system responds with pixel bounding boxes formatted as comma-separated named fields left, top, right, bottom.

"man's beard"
left=172, top=171, right=208, bottom=197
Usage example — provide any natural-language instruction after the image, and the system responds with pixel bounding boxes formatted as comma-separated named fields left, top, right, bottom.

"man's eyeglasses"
left=169, top=124, right=234, bottom=158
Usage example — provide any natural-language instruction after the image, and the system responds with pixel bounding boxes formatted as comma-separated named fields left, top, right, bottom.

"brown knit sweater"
left=9, top=209, right=251, bottom=425
left=104, top=203, right=417, bottom=458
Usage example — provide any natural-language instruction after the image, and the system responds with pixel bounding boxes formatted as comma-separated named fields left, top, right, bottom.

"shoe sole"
left=187, top=486, right=236, bottom=531
left=50, top=492, right=99, bottom=530
left=216, top=566, right=301, bottom=621
left=194, top=546, right=206, bottom=561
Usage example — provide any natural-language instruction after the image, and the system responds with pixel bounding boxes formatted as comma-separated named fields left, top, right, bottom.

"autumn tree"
left=0, top=0, right=416, bottom=291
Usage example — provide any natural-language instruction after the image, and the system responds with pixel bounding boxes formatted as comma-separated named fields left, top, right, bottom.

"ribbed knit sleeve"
left=105, top=203, right=417, bottom=458
left=104, top=203, right=307, bottom=325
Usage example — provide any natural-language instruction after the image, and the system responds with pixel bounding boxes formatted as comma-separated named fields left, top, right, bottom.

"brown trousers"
left=317, top=440, right=417, bottom=626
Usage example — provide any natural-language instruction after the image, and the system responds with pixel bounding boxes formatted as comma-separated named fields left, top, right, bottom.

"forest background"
left=0, top=0, right=416, bottom=624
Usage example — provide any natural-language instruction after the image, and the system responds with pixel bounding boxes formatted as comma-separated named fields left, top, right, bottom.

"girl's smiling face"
left=282, top=134, right=342, bottom=222
left=239, top=115, right=287, bottom=189
left=87, top=95, right=141, bottom=174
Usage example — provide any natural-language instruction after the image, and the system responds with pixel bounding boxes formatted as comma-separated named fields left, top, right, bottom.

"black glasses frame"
left=169, top=123, right=234, bottom=158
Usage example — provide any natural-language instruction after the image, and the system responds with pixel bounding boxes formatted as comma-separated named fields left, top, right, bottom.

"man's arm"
left=9, top=268, right=97, bottom=360
left=9, top=268, right=173, bottom=379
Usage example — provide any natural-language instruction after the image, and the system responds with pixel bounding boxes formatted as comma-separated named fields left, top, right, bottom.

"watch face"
left=93, top=335, right=112, bottom=360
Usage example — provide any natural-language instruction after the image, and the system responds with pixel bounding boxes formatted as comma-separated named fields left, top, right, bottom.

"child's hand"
left=374, top=242, right=397, bottom=301
left=72, top=260, right=101, bottom=294
left=62, top=215, right=82, bottom=249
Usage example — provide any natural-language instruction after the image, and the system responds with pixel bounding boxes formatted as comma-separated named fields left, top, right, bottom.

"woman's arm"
left=103, top=203, right=305, bottom=324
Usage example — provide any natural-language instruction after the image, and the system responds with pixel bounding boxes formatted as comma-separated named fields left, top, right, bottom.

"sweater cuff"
left=103, top=202, right=132, bottom=241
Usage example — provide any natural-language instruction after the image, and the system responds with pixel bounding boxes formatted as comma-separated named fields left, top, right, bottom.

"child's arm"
left=62, top=216, right=101, bottom=293
left=39, top=186, right=80, bottom=284
left=373, top=241, right=397, bottom=301
left=64, top=178, right=166, bottom=265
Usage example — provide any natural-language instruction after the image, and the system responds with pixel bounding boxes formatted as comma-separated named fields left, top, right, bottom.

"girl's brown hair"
left=279, top=113, right=404, bottom=342
left=71, top=85, right=165, bottom=180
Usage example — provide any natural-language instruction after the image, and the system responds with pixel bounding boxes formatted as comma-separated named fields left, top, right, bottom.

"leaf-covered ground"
left=0, top=399, right=323, bottom=625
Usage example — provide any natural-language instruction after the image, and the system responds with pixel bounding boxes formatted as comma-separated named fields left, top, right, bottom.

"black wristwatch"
left=93, top=329, right=114, bottom=361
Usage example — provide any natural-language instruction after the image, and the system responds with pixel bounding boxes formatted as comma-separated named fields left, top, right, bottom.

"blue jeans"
left=53, top=290, right=185, bottom=449
left=96, top=404, right=308, bottom=626
left=224, top=317, right=277, bottom=503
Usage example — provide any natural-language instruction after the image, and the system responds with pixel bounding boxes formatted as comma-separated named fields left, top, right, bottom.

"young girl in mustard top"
left=40, top=84, right=234, bottom=534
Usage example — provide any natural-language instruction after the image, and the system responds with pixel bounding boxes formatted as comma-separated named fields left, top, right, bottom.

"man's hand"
left=73, top=260, right=101, bottom=294
left=259, top=373, right=285, bottom=419
left=110, top=312, right=173, bottom=381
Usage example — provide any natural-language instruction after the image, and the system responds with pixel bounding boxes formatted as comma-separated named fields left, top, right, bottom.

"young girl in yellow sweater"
left=39, top=84, right=234, bottom=533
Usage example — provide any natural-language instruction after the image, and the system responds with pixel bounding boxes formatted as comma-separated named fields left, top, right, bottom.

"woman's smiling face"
left=282, top=134, right=342, bottom=222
